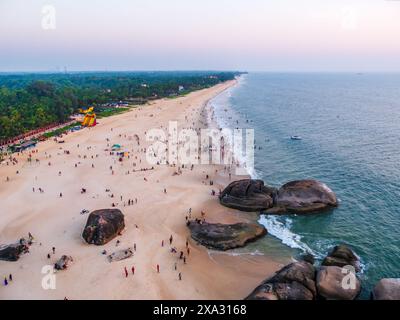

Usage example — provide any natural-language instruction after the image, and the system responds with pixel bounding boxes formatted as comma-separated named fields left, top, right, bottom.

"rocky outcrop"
left=219, top=179, right=276, bottom=212
left=82, top=209, right=125, bottom=245
left=220, top=179, right=338, bottom=215
left=300, top=253, right=315, bottom=265
left=246, top=261, right=317, bottom=300
left=322, top=245, right=361, bottom=272
left=54, top=255, right=74, bottom=270
left=372, top=278, right=400, bottom=300
left=107, top=248, right=134, bottom=262
left=316, top=266, right=361, bottom=300
left=188, top=221, right=267, bottom=251
left=273, top=180, right=338, bottom=214
left=0, top=238, right=30, bottom=261
left=246, top=245, right=363, bottom=300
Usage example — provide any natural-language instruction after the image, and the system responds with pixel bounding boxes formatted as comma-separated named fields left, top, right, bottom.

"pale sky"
left=1, top=0, right=400, bottom=72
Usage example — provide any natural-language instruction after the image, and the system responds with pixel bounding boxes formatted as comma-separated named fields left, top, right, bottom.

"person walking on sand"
left=169, top=235, right=173, bottom=245
left=131, top=266, right=135, bottom=275
left=52, top=247, right=55, bottom=254
left=187, top=247, right=190, bottom=256
left=4, top=277, right=8, bottom=286
left=178, top=272, right=182, bottom=281
left=124, top=267, right=128, bottom=278
left=157, top=264, right=160, bottom=273
left=9, top=274, right=12, bottom=281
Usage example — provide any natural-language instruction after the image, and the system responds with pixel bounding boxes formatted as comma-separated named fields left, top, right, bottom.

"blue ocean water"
left=210, top=72, right=400, bottom=298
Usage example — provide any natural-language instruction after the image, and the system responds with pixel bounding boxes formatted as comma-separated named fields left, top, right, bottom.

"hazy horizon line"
left=2, top=70, right=400, bottom=75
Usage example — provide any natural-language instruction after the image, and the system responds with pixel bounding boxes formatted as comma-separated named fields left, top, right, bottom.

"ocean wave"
left=258, top=215, right=324, bottom=259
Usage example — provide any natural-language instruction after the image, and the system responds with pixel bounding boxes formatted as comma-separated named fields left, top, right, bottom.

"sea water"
left=209, top=72, right=400, bottom=298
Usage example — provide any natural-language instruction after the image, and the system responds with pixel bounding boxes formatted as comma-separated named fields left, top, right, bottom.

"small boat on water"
left=290, top=135, right=302, bottom=140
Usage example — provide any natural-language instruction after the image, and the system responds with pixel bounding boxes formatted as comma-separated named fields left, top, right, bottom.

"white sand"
left=0, top=81, right=288, bottom=300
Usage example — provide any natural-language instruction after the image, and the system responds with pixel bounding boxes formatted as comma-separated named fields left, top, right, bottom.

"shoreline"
left=0, top=80, right=290, bottom=300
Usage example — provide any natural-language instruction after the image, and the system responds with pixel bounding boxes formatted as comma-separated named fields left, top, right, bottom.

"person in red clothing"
left=124, top=267, right=128, bottom=278
left=157, top=264, right=160, bottom=273
left=131, top=266, right=135, bottom=275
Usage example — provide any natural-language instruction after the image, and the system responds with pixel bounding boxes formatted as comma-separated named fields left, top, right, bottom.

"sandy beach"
left=0, top=80, right=289, bottom=300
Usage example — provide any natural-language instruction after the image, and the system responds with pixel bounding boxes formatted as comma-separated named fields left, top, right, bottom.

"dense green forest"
left=0, top=71, right=241, bottom=141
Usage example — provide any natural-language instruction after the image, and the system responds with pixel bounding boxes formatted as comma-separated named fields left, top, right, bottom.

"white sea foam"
left=206, top=75, right=260, bottom=178
left=258, top=215, right=324, bottom=259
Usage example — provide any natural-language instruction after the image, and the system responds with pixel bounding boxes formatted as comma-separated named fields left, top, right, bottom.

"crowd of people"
left=1, top=85, right=241, bottom=299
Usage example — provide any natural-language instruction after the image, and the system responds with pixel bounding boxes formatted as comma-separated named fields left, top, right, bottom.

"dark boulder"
left=246, top=261, right=317, bottom=300
left=300, top=252, right=315, bottom=265
left=82, top=209, right=125, bottom=245
left=372, top=278, right=400, bottom=300
left=188, top=221, right=266, bottom=251
left=54, top=255, right=74, bottom=270
left=274, top=180, right=338, bottom=214
left=0, top=238, right=30, bottom=262
left=322, top=245, right=361, bottom=272
left=219, top=179, right=276, bottom=212
left=316, top=266, right=361, bottom=300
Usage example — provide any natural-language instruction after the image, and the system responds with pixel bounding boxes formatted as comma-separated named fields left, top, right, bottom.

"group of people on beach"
left=0, top=92, right=241, bottom=298
left=3, top=274, right=12, bottom=286
left=119, top=232, right=188, bottom=283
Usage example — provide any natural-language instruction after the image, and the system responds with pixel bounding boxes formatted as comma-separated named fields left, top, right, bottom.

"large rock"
left=246, top=261, right=317, bottom=300
left=316, top=266, right=361, bottom=300
left=219, top=179, right=276, bottom=212
left=299, top=252, right=315, bottom=265
left=0, top=238, right=30, bottom=262
left=188, top=221, right=266, bottom=251
left=82, top=209, right=125, bottom=245
left=273, top=180, right=338, bottom=214
left=322, top=245, right=361, bottom=272
left=372, top=278, right=400, bottom=300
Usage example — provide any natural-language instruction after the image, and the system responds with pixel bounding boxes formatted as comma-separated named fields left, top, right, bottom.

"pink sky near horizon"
left=1, top=0, right=400, bottom=71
